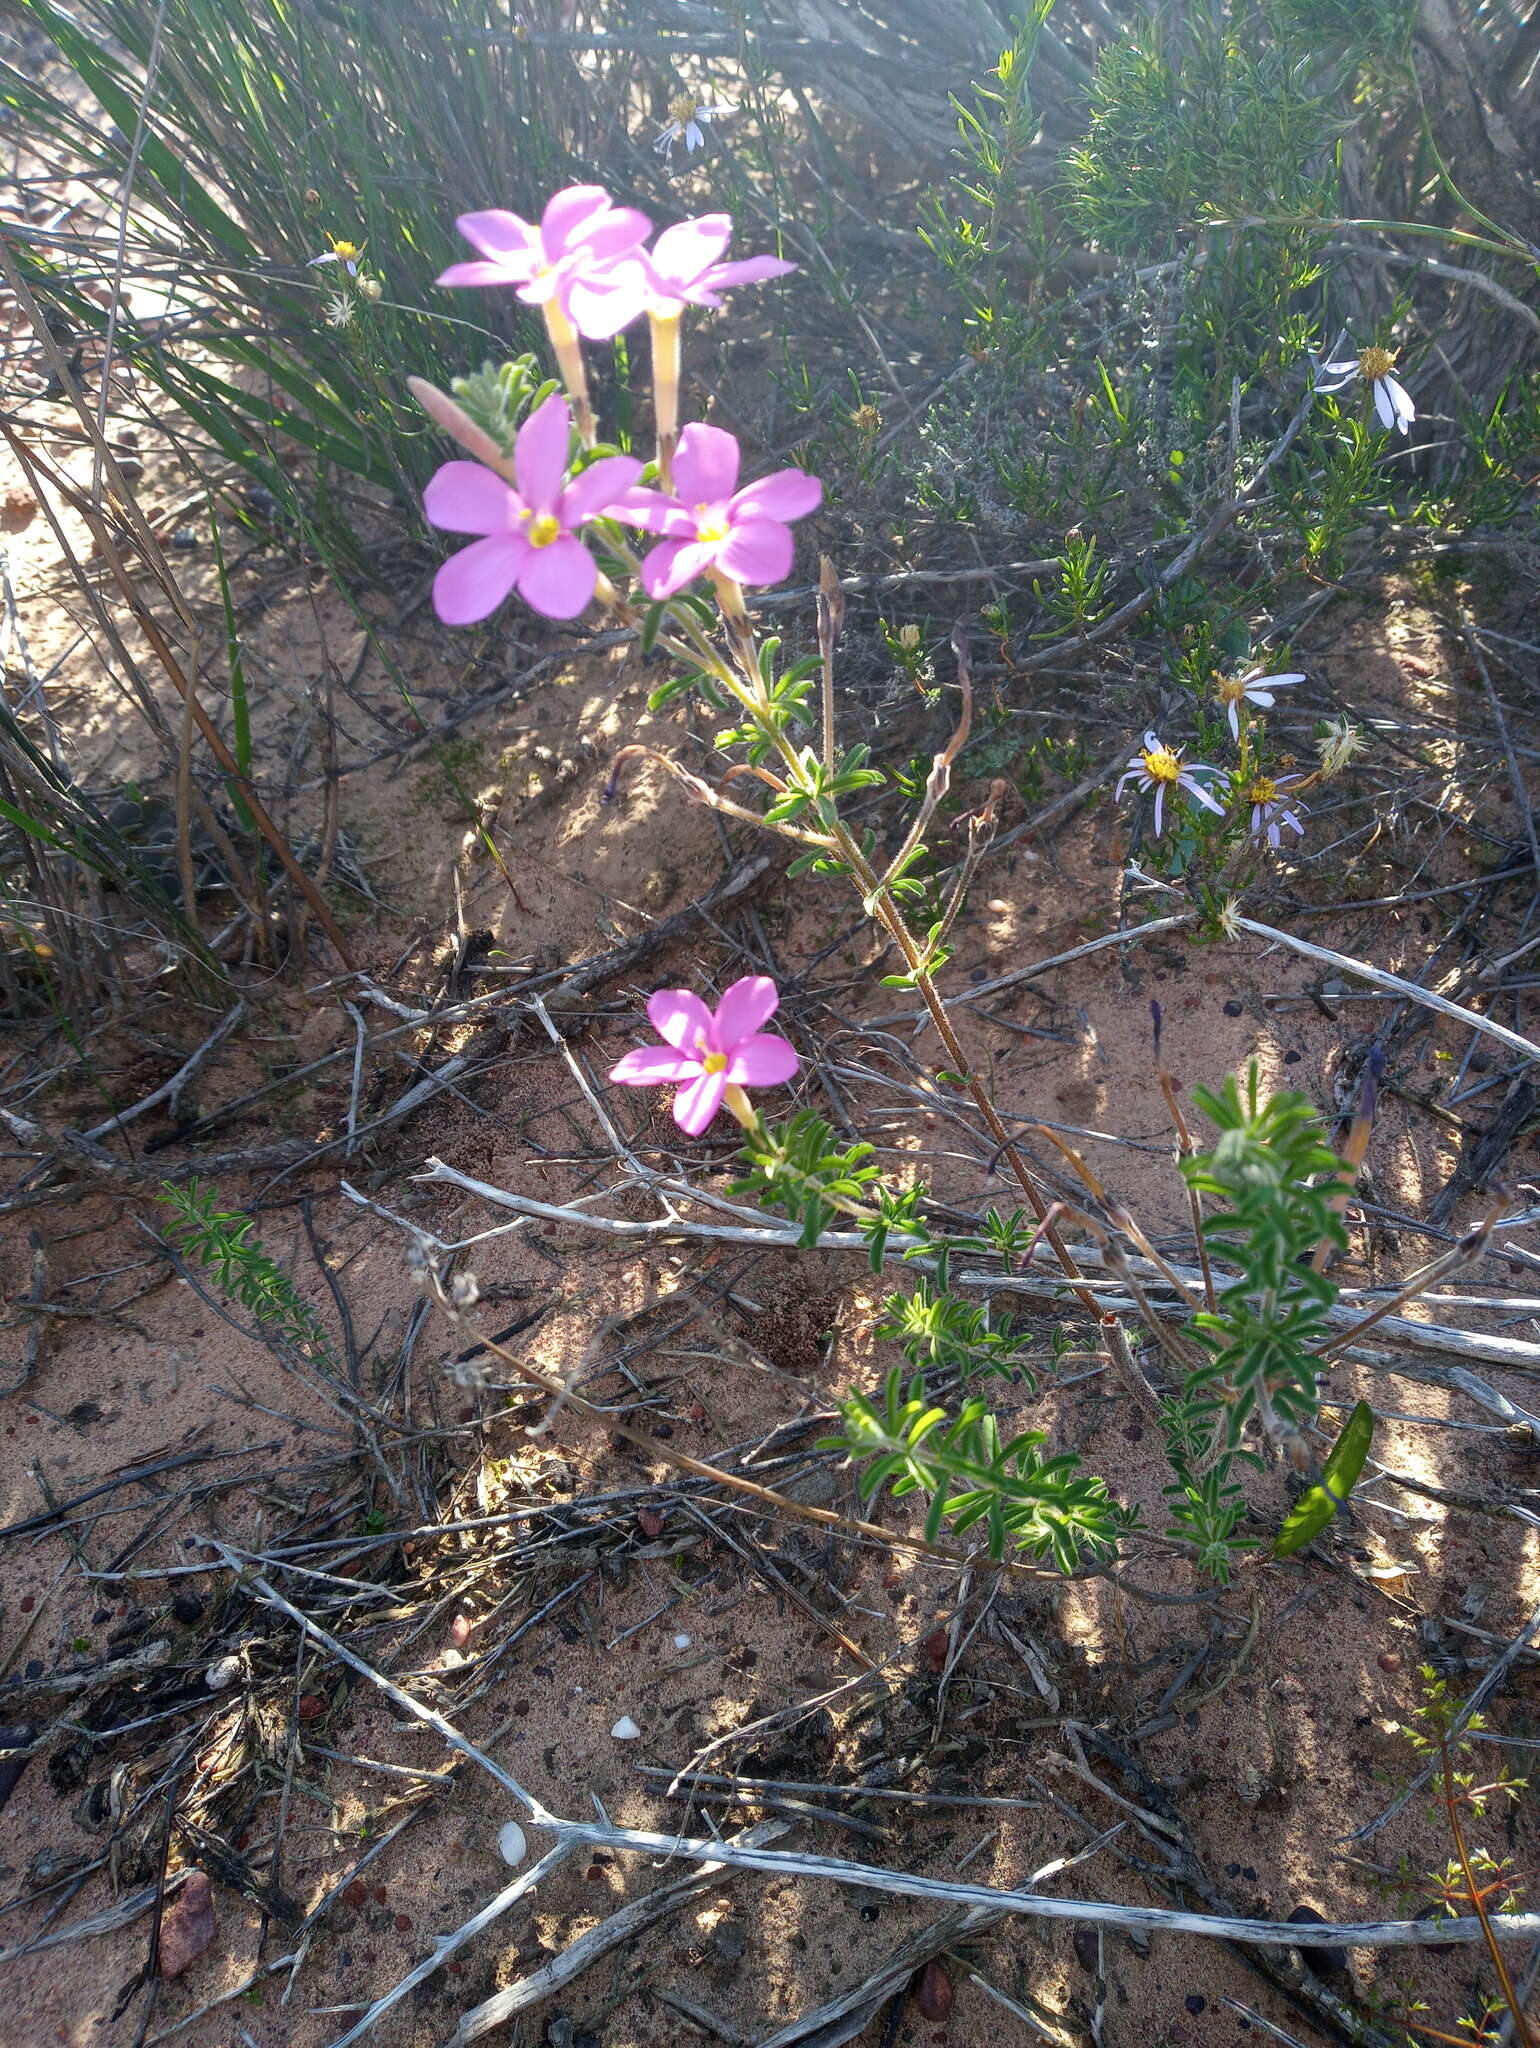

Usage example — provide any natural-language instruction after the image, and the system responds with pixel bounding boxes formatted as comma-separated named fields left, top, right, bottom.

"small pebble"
left=498, top=1821, right=527, bottom=1868
left=1377, top=1650, right=1402, bottom=1673
left=610, top=1715, right=642, bottom=1741
left=1186, top=1994, right=1207, bottom=2015
left=673, top=1633, right=692, bottom=1650
left=1222, top=999, right=1243, bottom=1017
left=450, top=1614, right=473, bottom=1648
left=204, top=1655, right=241, bottom=1690
left=171, top=526, right=198, bottom=549
left=1283, top=1048, right=1302, bottom=1065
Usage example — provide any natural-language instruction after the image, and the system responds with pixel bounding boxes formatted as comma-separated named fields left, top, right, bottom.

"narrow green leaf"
left=1272, top=1400, right=1374, bottom=1558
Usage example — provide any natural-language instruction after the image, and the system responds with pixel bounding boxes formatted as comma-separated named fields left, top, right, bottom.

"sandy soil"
left=5, top=143, right=1540, bottom=2048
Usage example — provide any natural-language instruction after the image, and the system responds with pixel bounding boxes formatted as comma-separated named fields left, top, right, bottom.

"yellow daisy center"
left=1216, top=675, right=1247, bottom=704
left=694, top=505, right=729, bottom=543
left=1247, top=776, right=1278, bottom=805
left=669, top=92, right=699, bottom=124
left=1141, top=746, right=1182, bottom=785
left=331, top=239, right=360, bottom=262
left=526, top=512, right=561, bottom=548
left=1358, top=345, right=1395, bottom=381
left=701, top=1050, right=728, bottom=1075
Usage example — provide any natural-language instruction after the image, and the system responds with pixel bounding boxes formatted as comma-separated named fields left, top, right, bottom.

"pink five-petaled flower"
left=437, top=185, right=651, bottom=338
left=609, top=977, right=799, bottom=1136
left=614, top=424, right=821, bottom=599
left=422, top=392, right=640, bottom=624
left=593, top=213, right=794, bottom=330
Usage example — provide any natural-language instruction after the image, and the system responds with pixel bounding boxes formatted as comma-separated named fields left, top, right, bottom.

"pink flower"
left=609, top=977, right=799, bottom=1135
left=613, top=424, right=821, bottom=598
left=437, top=185, right=650, bottom=338
left=587, top=213, right=794, bottom=332
left=422, top=392, right=640, bottom=623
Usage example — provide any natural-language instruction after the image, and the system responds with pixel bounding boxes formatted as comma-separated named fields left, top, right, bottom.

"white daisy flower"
left=308, top=234, right=364, bottom=278
left=1215, top=666, right=1305, bottom=741
left=323, top=292, right=354, bottom=329
left=1316, top=714, right=1369, bottom=776
left=1244, top=773, right=1308, bottom=850
left=655, top=92, right=733, bottom=156
left=1314, top=344, right=1415, bottom=436
left=1115, top=731, right=1228, bottom=837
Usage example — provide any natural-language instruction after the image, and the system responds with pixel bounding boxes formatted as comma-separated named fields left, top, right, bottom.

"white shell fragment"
left=498, top=1820, right=528, bottom=1868
left=610, top=1715, right=642, bottom=1741
left=203, top=1655, right=242, bottom=1691
left=673, top=1633, right=692, bottom=1650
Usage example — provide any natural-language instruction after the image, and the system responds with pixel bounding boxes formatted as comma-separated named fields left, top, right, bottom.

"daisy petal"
left=726, top=1032, right=798, bottom=1087
left=713, top=975, right=780, bottom=1044
left=610, top=1045, right=699, bottom=1085
left=673, top=1069, right=727, bottom=1135
left=1373, top=379, right=1396, bottom=431
left=648, top=989, right=714, bottom=1052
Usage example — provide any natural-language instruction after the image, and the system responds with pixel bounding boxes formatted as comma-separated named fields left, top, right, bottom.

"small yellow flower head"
left=330, top=237, right=361, bottom=263
left=1216, top=674, right=1247, bottom=704
left=1246, top=775, right=1278, bottom=806
left=850, top=403, right=882, bottom=435
left=1317, top=714, right=1368, bottom=777
left=898, top=623, right=922, bottom=652
left=1141, top=742, right=1183, bottom=785
left=668, top=90, right=700, bottom=125
left=1358, top=345, right=1396, bottom=382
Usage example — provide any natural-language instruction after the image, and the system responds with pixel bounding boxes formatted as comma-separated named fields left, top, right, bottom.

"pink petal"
left=608, top=486, right=691, bottom=536
left=650, top=214, right=734, bottom=289
left=702, top=255, right=795, bottom=293
left=610, top=1045, right=699, bottom=1085
left=714, top=515, right=793, bottom=587
left=453, top=209, right=539, bottom=266
left=560, top=455, right=645, bottom=528
left=539, top=186, right=614, bottom=257
left=730, top=468, right=822, bottom=522
left=423, top=460, right=519, bottom=537
left=568, top=207, right=652, bottom=265
left=671, top=423, right=741, bottom=505
left=673, top=1069, right=727, bottom=1136
left=566, top=269, right=648, bottom=340
left=647, top=988, right=714, bottom=1052
left=433, top=533, right=528, bottom=625
left=514, top=393, right=572, bottom=513
left=713, top=974, right=780, bottom=1046
left=513, top=533, right=597, bottom=619
left=641, top=536, right=717, bottom=599
left=726, top=1032, right=798, bottom=1087
left=437, top=258, right=529, bottom=289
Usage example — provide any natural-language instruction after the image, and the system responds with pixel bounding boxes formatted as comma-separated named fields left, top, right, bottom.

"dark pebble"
left=1242, top=1866, right=1256, bottom=1881
left=1287, top=1904, right=1348, bottom=1977
left=171, top=527, right=198, bottom=549
left=1186, top=1995, right=1207, bottom=2015
left=172, top=1591, right=204, bottom=1625
left=1222, top=999, right=1243, bottom=1017
left=1072, top=1928, right=1099, bottom=1973
left=92, top=1609, right=111, bottom=1625
left=24, top=1660, right=42, bottom=1681
left=1225, top=1862, right=1241, bottom=1877
left=859, top=1904, right=880, bottom=1921
left=1283, top=1049, right=1301, bottom=1065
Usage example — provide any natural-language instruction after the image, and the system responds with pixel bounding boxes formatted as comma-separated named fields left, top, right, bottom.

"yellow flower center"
left=669, top=92, right=699, bottom=124
left=1358, top=345, right=1395, bottom=381
left=701, top=1050, right=728, bottom=1074
left=1216, top=675, right=1247, bottom=703
left=526, top=512, right=561, bottom=548
left=331, top=239, right=360, bottom=262
left=695, top=505, right=729, bottom=543
left=1141, top=746, right=1182, bottom=785
left=1247, top=776, right=1278, bottom=805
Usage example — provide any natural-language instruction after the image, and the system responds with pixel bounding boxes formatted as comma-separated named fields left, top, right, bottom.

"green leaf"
left=1272, top=1400, right=1374, bottom=1558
